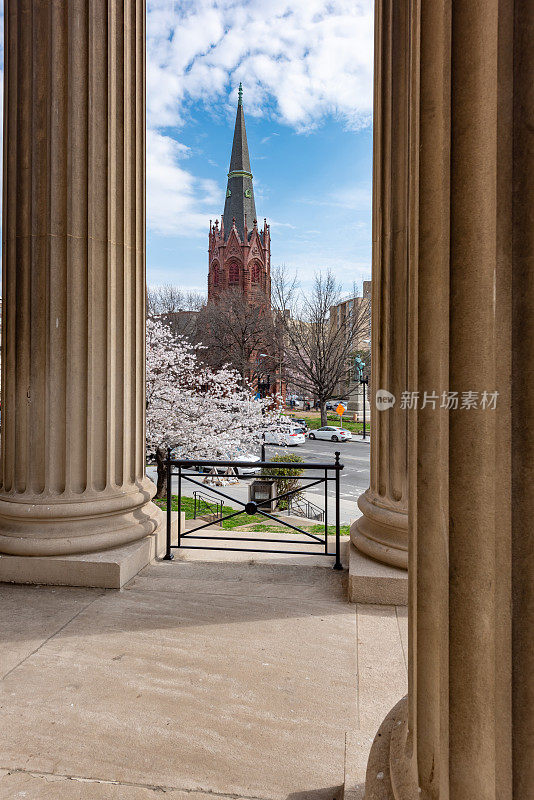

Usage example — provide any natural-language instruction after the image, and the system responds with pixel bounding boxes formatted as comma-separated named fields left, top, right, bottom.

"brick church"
left=208, top=85, right=271, bottom=301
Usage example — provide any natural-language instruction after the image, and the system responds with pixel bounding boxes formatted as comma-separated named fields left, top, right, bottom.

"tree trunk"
left=155, top=447, right=168, bottom=500
left=320, top=402, right=327, bottom=426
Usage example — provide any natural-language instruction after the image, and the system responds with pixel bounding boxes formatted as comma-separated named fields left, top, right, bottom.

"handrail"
left=168, top=457, right=343, bottom=471
left=193, top=490, right=223, bottom=520
left=288, top=495, right=325, bottom=522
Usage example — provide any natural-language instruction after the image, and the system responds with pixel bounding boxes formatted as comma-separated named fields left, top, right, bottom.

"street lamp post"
left=355, top=356, right=369, bottom=440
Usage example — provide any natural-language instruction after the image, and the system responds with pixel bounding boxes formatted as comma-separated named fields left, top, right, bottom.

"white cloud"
left=144, top=0, right=373, bottom=236
left=0, top=3, right=374, bottom=240
left=261, top=133, right=280, bottom=144
left=147, top=0, right=373, bottom=133
left=270, top=220, right=297, bottom=230
left=147, top=130, right=220, bottom=236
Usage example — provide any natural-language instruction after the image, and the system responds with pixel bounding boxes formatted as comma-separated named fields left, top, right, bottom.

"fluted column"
left=351, top=0, right=410, bottom=569
left=0, top=0, right=161, bottom=556
left=364, top=1, right=534, bottom=798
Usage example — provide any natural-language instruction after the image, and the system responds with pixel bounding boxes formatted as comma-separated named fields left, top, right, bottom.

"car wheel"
left=331, top=435, right=339, bottom=442
left=308, top=432, right=315, bottom=440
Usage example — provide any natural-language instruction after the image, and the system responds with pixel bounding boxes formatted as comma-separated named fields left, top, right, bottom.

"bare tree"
left=197, top=287, right=276, bottom=387
left=147, top=283, right=204, bottom=340
left=272, top=267, right=371, bottom=425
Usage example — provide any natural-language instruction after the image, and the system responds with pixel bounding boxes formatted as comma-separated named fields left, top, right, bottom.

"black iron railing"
left=164, top=451, right=344, bottom=570
left=193, top=491, right=223, bottom=523
left=287, top=495, right=325, bottom=522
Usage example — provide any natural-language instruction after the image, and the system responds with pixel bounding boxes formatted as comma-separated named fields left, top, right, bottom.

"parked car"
left=287, top=418, right=308, bottom=435
left=292, top=418, right=308, bottom=430
left=264, top=429, right=306, bottom=446
left=325, top=400, right=339, bottom=411
left=308, top=426, right=352, bottom=442
left=190, top=451, right=261, bottom=477
left=234, top=452, right=261, bottom=476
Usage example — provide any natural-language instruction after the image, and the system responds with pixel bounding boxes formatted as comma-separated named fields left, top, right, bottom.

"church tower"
left=208, top=84, right=271, bottom=302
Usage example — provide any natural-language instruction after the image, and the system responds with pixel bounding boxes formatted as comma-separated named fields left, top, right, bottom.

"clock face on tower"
left=244, top=189, right=252, bottom=198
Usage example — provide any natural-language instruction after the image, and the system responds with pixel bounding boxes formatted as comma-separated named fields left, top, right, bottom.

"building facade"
left=208, top=85, right=271, bottom=303
left=329, top=280, right=371, bottom=403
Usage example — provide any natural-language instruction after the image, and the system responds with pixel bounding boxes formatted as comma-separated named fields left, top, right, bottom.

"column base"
left=0, top=479, right=162, bottom=557
left=364, top=696, right=419, bottom=800
left=348, top=541, right=408, bottom=605
left=0, top=518, right=165, bottom=589
left=343, top=730, right=375, bottom=800
left=351, top=491, right=408, bottom=569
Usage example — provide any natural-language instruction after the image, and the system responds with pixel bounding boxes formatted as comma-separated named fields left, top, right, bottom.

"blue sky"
left=0, top=0, right=374, bottom=297
left=146, top=0, right=374, bottom=296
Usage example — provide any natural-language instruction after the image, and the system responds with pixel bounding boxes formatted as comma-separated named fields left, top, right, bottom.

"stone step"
left=169, top=527, right=350, bottom=569
left=347, top=542, right=408, bottom=605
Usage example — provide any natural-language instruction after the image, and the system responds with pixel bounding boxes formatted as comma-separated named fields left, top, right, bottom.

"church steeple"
left=222, top=83, right=257, bottom=240
left=208, top=85, right=270, bottom=304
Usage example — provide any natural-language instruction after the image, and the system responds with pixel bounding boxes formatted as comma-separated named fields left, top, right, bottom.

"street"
left=263, top=437, right=370, bottom=505
left=148, top=437, right=370, bottom=525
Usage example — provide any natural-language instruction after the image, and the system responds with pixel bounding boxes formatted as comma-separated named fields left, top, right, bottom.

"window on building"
left=229, top=263, right=240, bottom=284
left=213, top=263, right=220, bottom=286
left=252, top=263, right=261, bottom=283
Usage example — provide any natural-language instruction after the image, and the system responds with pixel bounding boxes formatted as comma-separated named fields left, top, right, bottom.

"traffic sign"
left=336, top=403, right=347, bottom=416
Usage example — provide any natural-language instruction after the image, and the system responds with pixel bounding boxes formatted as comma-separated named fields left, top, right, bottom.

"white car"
left=264, top=429, right=306, bottom=447
left=234, top=453, right=262, bottom=476
left=191, top=451, right=261, bottom=477
left=308, top=426, right=352, bottom=442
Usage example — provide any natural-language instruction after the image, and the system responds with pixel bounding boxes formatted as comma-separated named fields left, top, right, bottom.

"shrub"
left=262, top=453, right=304, bottom=510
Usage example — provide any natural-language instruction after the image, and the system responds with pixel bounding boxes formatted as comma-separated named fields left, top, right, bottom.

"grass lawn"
left=286, top=412, right=370, bottom=434
left=246, top=523, right=350, bottom=536
left=154, top=495, right=267, bottom=529
left=154, top=495, right=350, bottom=535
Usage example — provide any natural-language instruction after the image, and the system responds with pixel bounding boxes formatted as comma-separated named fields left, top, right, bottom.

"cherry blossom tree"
left=146, top=318, right=281, bottom=497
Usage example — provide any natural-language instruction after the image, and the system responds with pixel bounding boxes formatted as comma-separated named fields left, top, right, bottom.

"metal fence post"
left=333, top=451, right=342, bottom=570
left=177, top=462, right=182, bottom=549
left=164, top=447, right=174, bottom=560
left=324, top=467, right=329, bottom=555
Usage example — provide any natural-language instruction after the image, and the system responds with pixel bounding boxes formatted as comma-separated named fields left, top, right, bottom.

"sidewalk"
left=147, top=467, right=359, bottom=525
left=0, top=546, right=407, bottom=800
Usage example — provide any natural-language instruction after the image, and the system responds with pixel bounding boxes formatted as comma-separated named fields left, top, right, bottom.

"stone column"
left=0, top=0, right=161, bottom=558
left=364, top=1, right=534, bottom=798
left=350, top=0, right=410, bottom=569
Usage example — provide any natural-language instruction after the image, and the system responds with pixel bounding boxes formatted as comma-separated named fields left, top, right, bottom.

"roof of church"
left=222, top=84, right=257, bottom=241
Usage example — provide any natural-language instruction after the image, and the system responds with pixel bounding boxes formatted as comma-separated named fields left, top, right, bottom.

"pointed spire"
left=222, top=85, right=256, bottom=240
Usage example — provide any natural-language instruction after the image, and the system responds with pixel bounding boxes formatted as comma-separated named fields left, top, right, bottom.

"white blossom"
left=146, top=317, right=282, bottom=461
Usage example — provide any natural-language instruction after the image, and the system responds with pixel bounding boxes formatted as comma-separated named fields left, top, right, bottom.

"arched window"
left=252, top=262, right=261, bottom=283
left=212, top=263, right=220, bottom=286
left=229, top=262, right=240, bottom=284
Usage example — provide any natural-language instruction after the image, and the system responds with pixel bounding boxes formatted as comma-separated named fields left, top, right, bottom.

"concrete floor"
left=0, top=552, right=407, bottom=800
